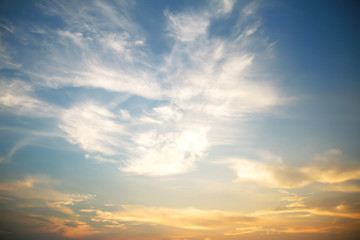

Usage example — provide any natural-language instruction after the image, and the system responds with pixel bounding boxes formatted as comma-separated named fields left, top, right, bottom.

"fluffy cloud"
left=59, top=102, right=209, bottom=175
left=121, top=128, right=209, bottom=176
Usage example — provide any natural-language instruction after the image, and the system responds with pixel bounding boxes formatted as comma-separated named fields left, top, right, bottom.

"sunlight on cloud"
left=41, top=0, right=285, bottom=176
left=42, top=218, right=98, bottom=238
left=254, top=189, right=360, bottom=222
left=302, top=149, right=360, bottom=184
left=0, top=175, right=95, bottom=204
left=91, top=204, right=256, bottom=230
left=122, top=128, right=209, bottom=176
left=0, top=176, right=38, bottom=191
left=230, top=149, right=360, bottom=188
left=0, top=176, right=98, bottom=238
left=60, top=103, right=126, bottom=156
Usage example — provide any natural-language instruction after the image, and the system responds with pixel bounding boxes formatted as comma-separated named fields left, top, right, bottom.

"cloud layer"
left=0, top=0, right=286, bottom=176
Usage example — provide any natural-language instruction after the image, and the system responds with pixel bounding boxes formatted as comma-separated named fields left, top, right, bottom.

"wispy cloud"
left=219, top=189, right=360, bottom=236
left=91, top=204, right=256, bottom=230
left=165, top=10, right=210, bottom=43
left=0, top=80, right=57, bottom=117
left=59, top=102, right=127, bottom=156
left=0, top=175, right=94, bottom=204
left=0, top=1, right=287, bottom=176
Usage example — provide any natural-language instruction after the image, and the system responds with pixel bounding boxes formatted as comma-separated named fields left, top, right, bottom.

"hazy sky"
left=0, top=0, right=360, bottom=239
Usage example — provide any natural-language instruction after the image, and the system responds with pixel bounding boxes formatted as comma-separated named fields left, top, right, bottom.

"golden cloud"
left=91, top=205, right=257, bottom=230
left=231, top=149, right=360, bottom=188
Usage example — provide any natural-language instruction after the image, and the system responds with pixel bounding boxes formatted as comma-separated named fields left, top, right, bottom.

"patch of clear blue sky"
left=260, top=0, right=360, bottom=94
left=252, top=0, right=360, bottom=159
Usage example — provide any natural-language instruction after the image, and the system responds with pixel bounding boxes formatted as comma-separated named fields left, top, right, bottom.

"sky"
left=0, top=0, right=360, bottom=239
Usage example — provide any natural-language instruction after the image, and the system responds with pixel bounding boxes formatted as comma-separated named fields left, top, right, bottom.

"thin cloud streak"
left=91, top=204, right=257, bottom=230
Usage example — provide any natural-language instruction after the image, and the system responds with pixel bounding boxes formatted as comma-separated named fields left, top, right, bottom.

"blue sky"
left=1, top=1, right=360, bottom=239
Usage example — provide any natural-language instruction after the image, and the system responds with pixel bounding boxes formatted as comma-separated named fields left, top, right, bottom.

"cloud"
left=302, top=149, right=360, bottom=183
left=0, top=175, right=98, bottom=238
left=0, top=176, right=39, bottom=191
left=91, top=205, right=256, bottom=230
left=160, top=7, right=285, bottom=119
left=121, top=127, right=209, bottom=176
left=217, top=0, right=236, bottom=15
left=0, top=175, right=95, bottom=205
left=230, top=149, right=360, bottom=188
left=220, top=190, right=360, bottom=236
left=2, top=175, right=359, bottom=238
left=19, top=214, right=99, bottom=239
left=254, top=189, right=360, bottom=220
left=224, top=225, right=344, bottom=235
left=0, top=80, right=57, bottom=117
left=166, top=11, right=210, bottom=42
left=59, top=102, right=127, bottom=156
left=165, top=0, right=235, bottom=43
left=316, top=182, right=360, bottom=192
left=59, top=102, right=209, bottom=175
left=1, top=1, right=287, bottom=176
left=0, top=26, right=21, bottom=69
left=88, top=198, right=360, bottom=237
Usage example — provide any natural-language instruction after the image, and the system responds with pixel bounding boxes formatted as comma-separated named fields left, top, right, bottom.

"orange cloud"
left=91, top=205, right=256, bottom=230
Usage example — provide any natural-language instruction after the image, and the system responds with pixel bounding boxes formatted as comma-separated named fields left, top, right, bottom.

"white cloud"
left=218, top=0, right=236, bottom=15
left=161, top=12, right=284, bottom=118
left=57, top=30, right=84, bottom=47
left=51, top=1, right=286, bottom=176
left=59, top=103, right=126, bottom=156
left=119, top=109, right=131, bottom=120
left=147, top=105, right=182, bottom=123
left=166, top=11, right=210, bottom=42
left=121, top=127, right=209, bottom=176
left=59, top=101, right=210, bottom=175
left=72, top=63, right=163, bottom=99
left=1, top=1, right=288, bottom=176
left=0, top=80, right=57, bottom=117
